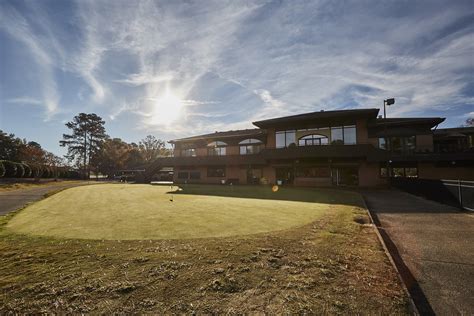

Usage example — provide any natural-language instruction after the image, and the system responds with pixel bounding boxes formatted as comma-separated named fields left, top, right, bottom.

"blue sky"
left=1, top=0, right=473, bottom=156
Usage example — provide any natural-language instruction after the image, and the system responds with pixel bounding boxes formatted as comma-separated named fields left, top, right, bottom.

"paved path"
left=0, top=182, right=92, bottom=216
left=362, top=190, right=474, bottom=316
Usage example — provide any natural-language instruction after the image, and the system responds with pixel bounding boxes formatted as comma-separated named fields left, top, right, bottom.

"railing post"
left=458, top=179, right=463, bottom=208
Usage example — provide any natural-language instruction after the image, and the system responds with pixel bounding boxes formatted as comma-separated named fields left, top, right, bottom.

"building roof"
left=434, top=126, right=474, bottom=135
left=375, top=117, right=445, bottom=128
left=252, top=108, right=380, bottom=128
left=168, top=128, right=266, bottom=143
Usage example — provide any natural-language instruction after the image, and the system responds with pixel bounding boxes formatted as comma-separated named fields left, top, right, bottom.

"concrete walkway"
left=0, top=182, right=92, bottom=216
left=362, top=190, right=474, bottom=315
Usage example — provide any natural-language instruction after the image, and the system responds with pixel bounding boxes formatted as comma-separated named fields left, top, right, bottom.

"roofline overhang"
left=252, top=108, right=380, bottom=128
left=168, top=129, right=267, bottom=144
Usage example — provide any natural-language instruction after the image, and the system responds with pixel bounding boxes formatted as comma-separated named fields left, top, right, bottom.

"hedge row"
left=0, top=160, right=79, bottom=179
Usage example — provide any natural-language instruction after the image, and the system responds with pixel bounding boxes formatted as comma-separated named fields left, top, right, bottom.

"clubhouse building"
left=148, top=108, right=474, bottom=187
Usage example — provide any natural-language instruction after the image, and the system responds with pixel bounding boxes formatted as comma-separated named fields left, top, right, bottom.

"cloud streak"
left=0, top=0, right=473, bottom=149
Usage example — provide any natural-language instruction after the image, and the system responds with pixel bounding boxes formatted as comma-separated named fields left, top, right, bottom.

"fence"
left=440, top=179, right=474, bottom=211
left=391, top=178, right=474, bottom=211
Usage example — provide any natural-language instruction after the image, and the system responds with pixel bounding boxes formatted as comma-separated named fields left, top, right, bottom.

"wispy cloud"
left=1, top=0, right=473, bottom=149
left=0, top=4, right=59, bottom=119
left=6, top=97, right=43, bottom=105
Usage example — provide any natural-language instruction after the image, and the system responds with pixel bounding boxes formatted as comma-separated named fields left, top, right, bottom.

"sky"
left=1, top=0, right=473, bottom=156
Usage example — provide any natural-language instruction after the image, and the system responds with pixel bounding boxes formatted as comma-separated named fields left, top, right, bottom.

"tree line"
left=59, top=113, right=171, bottom=179
left=0, top=130, right=69, bottom=179
left=1, top=113, right=170, bottom=180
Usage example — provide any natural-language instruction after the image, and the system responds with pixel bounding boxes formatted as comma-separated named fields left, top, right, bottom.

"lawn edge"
left=359, top=195, right=419, bottom=316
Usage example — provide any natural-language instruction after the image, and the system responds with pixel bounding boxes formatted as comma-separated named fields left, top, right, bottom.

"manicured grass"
left=6, top=184, right=355, bottom=240
left=0, top=184, right=410, bottom=314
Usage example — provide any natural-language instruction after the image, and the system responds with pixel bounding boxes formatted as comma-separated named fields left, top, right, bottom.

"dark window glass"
left=378, top=138, right=387, bottom=150
left=331, top=127, right=343, bottom=144
left=286, top=130, right=296, bottom=147
left=207, top=166, right=226, bottom=177
left=405, top=136, right=416, bottom=152
left=189, top=171, right=201, bottom=179
left=177, top=172, right=188, bottom=179
left=343, top=126, right=356, bottom=144
left=391, top=137, right=403, bottom=153
left=380, top=167, right=388, bottom=177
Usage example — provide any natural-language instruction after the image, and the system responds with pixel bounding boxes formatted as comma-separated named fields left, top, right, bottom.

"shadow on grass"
left=166, top=184, right=363, bottom=208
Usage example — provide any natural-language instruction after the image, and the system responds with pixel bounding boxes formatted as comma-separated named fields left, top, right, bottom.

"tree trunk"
left=84, top=131, right=87, bottom=180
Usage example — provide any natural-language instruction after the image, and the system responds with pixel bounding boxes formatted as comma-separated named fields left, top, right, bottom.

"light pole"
left=383, top=98, right=395, bottom=187
left=383, top=98, right=395, bottom=119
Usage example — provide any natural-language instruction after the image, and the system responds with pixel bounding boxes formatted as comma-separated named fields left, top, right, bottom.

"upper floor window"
left=379, top=136, right=415, bottom=154
left=276, top=130, right=296, bottom=148
left=330, top=125, right=356, bottom=145
left=298, top=134, right=329, bottom=146
left=207, top=141, right=227, bottom=156
left=181, top=148, right=196, bottom=157
left=239, top=139, right=262, bottom=155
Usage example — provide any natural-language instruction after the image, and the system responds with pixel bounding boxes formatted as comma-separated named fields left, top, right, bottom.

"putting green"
left=6, top=184, right=334, bottom=240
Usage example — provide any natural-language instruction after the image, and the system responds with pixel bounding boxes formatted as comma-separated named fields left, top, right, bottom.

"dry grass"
left=0, top=185, right=410, bottom=314
left=0, top=180, right=86, bottom=192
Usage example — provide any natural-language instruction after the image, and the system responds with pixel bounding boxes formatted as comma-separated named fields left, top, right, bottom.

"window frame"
left=275, top=130, right=296, bottom=148
left=207, top=141, right=227, bottom=156
left=298, top=134, right=329, bottom=146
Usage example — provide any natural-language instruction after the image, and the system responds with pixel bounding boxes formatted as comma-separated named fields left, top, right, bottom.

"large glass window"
left=343, top=125, right=356, bottom=144
left=405, top=136, right=416, bottom=153
left=331, top=125, right=356, bottom=144
left=275, top=130, right=296, bottom=148
left=207, top=166, right=226, bottom=177
left=207, top=141, right=227, bottom=156
left=181, top=148, right=196, bottom=157
left=330, top=127, right=344, bottom=144
left=379, top=166, right=418, bottom=178
left=379, top=136, right=416, bottom=154
left=286, top=131, right=295, bottom=147
left=239, top=139, right=262, bottom=155
left=298, top=134, right=329, bottom=146
left=276, top=132, right=285, bottom=148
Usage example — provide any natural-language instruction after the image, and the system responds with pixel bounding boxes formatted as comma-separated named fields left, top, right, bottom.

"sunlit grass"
left=5, top=184, right=361, bottom=240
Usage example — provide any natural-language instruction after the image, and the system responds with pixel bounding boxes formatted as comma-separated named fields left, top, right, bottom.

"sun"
left=150, top=90, right=184, bottom=125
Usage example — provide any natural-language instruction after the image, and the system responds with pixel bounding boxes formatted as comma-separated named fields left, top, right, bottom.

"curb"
left=359, top=196, right=420, bottom=315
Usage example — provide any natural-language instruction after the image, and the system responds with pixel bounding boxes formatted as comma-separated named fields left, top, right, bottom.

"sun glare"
left=150, top=90, right=184, bottom=125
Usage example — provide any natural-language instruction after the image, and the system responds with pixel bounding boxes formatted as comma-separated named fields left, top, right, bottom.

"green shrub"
left=3, top=161, right=17, bottom=177
left=0, top=161, right=5, bottom=178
